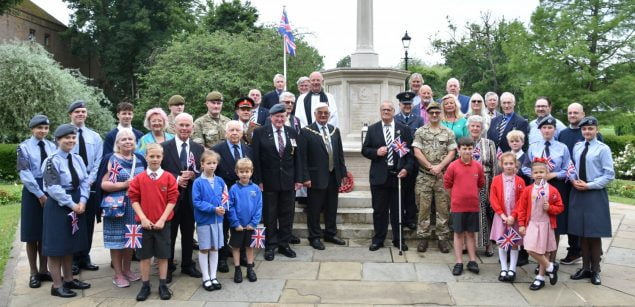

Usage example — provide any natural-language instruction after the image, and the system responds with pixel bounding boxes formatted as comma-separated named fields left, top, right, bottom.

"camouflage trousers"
left=415, top=171, right=450, bottom=240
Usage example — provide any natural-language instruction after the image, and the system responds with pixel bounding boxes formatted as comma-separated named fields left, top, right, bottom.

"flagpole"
left=282, top=5, right=287, bottom=91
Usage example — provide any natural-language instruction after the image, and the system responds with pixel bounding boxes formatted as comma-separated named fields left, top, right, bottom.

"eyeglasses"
left=428, top=111, right=441, bottom=115
left=471, top=100, right=482, bottom=103
left=316, top=111, right=330, bottom=115
left=381, top=109, right=393, bottom=112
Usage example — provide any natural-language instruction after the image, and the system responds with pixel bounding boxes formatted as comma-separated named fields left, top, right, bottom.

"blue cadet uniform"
left=41, top=124, right=90, bottom=257
left=18, top=115, right=56, bottom=242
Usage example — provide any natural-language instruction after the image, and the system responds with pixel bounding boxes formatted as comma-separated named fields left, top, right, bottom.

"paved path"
left=5, top=202, right=635, bottom=306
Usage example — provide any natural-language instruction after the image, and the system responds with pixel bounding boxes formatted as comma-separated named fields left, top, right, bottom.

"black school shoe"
left=211, top=278, right=222, bottom=290
left=136, top=284, right=151, bottom=301
left=529, top=278, right=545, bottom=290
left=234, top=267, right=243, bottom=283
left=247, top=264, right=257, bottom=282
left=547, top=262, right=559, bottom=285
left=63, top=279, right=91, bottom=289
left=217, top=258, right=229, bottom=273
left=158, top=284, right=172, bottom=300
left=51, top=286, right=76, bottom=298
left=506, top=270, right=516, bottom=282
left=452, top=263, right=464, bottom=276
left=29, top=275, right=41, bottom=288
left=467, top=261, right=480, bottom=274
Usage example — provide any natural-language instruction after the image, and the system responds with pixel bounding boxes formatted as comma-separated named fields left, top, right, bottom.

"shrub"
left=614, top=143, right=635, bottom=180
left=0, top=186, right=20, bottom=206
left=608, top=180, right=635, bottom=199
left=614, top=114, right=635, bottom=136
left=603, top=134, right=635, bottom=157
left=0, top=144, right=17, bottom=182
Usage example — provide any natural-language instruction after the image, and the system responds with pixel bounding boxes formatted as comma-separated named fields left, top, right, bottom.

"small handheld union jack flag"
left=221, top=184, right=229, bottom=210
left=68, top=211, right=79, bottom=235
left=472, top=146, right=481, bottom=161
left=124, top=224, right=143, bottom=248
left=391, top=136, right=410, bottom=157
left=544, top=156, right=556, bottom=171
left=250, top=227, right=266, bottom=249
left=187, top=152, right=199, bottom=173
left=278, top=8, right=296, bottom=56
left=108, top=160, right=122, bottom=183
left=496, top=227, right=522, bottom=251
left=565, top=159, right=578, bottom=182
left=496, top=147, right=503, bottom=160
left=535, top=179, right=546, bottom=202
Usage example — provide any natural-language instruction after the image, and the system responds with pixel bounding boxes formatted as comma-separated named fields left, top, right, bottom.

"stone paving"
left=4, top=202, right=635, bottom=306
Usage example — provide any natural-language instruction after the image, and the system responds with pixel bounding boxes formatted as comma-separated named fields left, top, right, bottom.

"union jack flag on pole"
left=221, top=184, right=229, bottom=210
left=250, top=227, right=266, bottom=249
left=496, top=227, right=522, bottom=251
left=472, top=146, right=481, bottom=161
left=124, top=224, right=143, bottom=248
left=496, top=147, right=503, bottom=160
left=188, top=151, right=199, bottom=173
left=544, top=156, right=556, bottom=171
left=565, top=159, right=578, bottom=182
left=278, top=7, right=296, bottom=56
left=391, top=136, right=410, bottom=157
left=108, top=160, right=122, bottom=183
left=68, top=211, right=79, bottom=235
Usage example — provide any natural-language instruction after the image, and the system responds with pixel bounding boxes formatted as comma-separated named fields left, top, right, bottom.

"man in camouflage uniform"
left=166, top=95, right=185, bottom=134
left=412, top=101, right=457, bottom=253
left=193, top=91, right=231, bottom=149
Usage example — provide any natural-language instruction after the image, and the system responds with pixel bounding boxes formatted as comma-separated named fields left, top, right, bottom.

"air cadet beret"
left=537, top=116, right=556, bottom=128
left=396, top=91, right=415, bottom=104
left=67, top=100, right=86, bottom=113
left=206, top=91, right=223, bottom=102
left=29, top=115, right=49, bottom=129
left=54, top=124, right=77, bottom=138
left=579, top=116, right=598, bottom=127
left=426, top=101, right=441, bottom=112
left=167, top=95, right=185, bottom=106
left=234, top=97, right=254, bottom=109
left=269, top=104, right=286, bottom=115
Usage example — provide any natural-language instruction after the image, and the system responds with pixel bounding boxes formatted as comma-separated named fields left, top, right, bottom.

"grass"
left=610, top=195, right=635, bottom=205
left=0, top=183, right=21, bottom=284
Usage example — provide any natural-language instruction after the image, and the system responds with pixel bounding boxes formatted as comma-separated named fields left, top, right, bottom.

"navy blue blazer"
left=487, top=113, right=530, bottom=152
left=211, top=141, right=253, bottom=188
left=261, top=90, right=282, bottom=110
left=394, top=112, right=424, bottom=137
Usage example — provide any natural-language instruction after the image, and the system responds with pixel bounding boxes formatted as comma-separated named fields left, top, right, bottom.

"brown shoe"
left=417, top=240, right=428, bottom=252
left=438, top=240, right=450, bottom=253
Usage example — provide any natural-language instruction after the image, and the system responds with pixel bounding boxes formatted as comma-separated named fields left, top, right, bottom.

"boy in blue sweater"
left=228, top=158, right=262, bottom=283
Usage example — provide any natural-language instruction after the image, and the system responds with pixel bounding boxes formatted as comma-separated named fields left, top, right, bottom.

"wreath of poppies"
left=338, top=171, right=354, bottom=193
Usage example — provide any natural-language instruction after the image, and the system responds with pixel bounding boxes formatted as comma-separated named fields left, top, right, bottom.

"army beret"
left=537, top=116, right=557, bottom=128
left=29, top=115, right=49, bottom=129
left=579, top=116, right=598, bottom=127
left=396, top=91, right=415, bottom=104
left=234, top=97, right=254, bottom=109
left=206, top=91, right=223, bottom=102
left=67, top=100, right=86, bottom=113
left=426, top=101, right=441, bottom=112
left=269, top=104, right=286, bottom=115
left=167, top=95, right=185, bottom=106
left=54, top=124, right=77, bottom=138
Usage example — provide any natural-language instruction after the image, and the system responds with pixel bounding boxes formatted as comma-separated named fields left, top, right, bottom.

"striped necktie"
left=497, top=116, right=508, bottom=141
left=385, top=125, right=393, bottom=166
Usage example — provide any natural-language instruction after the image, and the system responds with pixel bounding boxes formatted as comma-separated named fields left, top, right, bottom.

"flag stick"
left=398, top=177, right=403, bottom=255
left=282, top=6, right=287, bottom=90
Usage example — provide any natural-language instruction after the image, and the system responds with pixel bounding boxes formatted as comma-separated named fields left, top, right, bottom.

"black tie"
left=544, top=141, right=551, bottom=158
left=180, top=142, right=188, bottom=170
left=38, top=140, right=47, bottom=166
left=78, top=128, right=88, bottom=166
left=68, top=154, right=80, bottom=189
left=579, top=142, right=589, bottom=182
left=233, top=144, right=241, bottom=161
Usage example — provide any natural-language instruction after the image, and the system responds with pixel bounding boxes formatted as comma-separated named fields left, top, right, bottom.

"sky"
left=33, top=0, right=539, bottom=69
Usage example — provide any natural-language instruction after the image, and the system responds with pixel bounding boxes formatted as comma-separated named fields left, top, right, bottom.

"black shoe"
left=467, top=261, right=479, bottom=274
left=507, top=270, right=516, bottom=282
left=158, top=284, right=172, bottom=300
left=547, top=262, right=559, bottom=285
left=393, top=241, right=408, bottom=251
left=571, top=269, right=592, bottom=280
left=211, top=278, right=221, bottom=290
left=247, top=264, right=257, bottom=282
left=591, top=272, right=601, bottom=285
left=278, top=246, right=297, bottom=258
left=37, top=272, right=53, bottom=282
left=324, top=235, right=346, bottom=245
left=529, top=278, right=545, bottom=290
left=51, top=286, right=76, bottom=298
left=29, top=275, right=41, bottom=288
left=80, top=262, right=99, bottom=271
left=560, top=254, right=582, bottom=265
left=181, top=266, right=202, bottom=278
left=203, top=279, right=214, bottom=291
left=405, top=223, right=417, bottom=230
left=71, top=264, right=80, bottom=275
left=218, top=258, right=229, bottom=273
left=310, top=238, right=325, bottom=250
left=264, top=249, right=275, bottom=261
left=136, top=284, right=151, bottom=301
left=498, top=270, right=507, bottom=282
left=452, top=263, right=464, bottom=276
left=369, top=242, right=384, bottom=251
left=166, top=270, right=172, bottom=284
left=289, top=235, right=301, bottom=244
left=63, top=279, right=91, bottom=289
left=234, top=267, right=243, bottom=283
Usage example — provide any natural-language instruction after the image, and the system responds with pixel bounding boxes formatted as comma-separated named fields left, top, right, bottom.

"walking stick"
left=398, top=176, right=403, bottom=255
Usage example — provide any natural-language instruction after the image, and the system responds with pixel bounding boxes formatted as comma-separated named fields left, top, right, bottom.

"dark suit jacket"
left=211, top=141, right=253, bottom=187
left=301, top=123, right=347, bottom=190
left=103, top=127, right=144, bottom=156
left=394, top=112, right=424, bottom=137
left=487, top=113, right=530, bottom=152
left=232, top=106, right=269, bottom=126
left=252, top=124, right=305, bottom=191
left=160, top=138, right=204, bottom=211
left=361, top=121, right=414, bottom=186
left=261, top=90, right=282, bottom=110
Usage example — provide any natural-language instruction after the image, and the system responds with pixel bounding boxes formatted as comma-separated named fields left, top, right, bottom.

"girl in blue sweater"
left=192, top=150, right=227, bottom=291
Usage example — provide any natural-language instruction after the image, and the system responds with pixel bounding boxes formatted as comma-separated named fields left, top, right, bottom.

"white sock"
left=498, top=247, right=509, bottom=271
left=536, top=274, right=545, bottom=281
left=199, top=252, right=210, bottom=281
left=509, top=249, right=519, bottom=272
left=546, top=262, right=554, bottom=273
left=209, top=251, right=219, bottom=279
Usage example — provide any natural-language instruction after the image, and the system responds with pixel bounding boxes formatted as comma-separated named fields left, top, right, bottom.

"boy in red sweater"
left=444, top=137, right=485, bottom=276
left=128, top=144, right=179, bottom=301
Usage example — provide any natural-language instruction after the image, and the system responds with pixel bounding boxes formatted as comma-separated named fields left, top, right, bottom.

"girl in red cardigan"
left=514, top=158, right=564, bottom=291
left=489, top=152, right=526, bottom=282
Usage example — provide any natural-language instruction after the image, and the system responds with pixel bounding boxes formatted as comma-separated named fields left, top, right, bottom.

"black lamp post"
left=401, top=31, right=411, bottom=71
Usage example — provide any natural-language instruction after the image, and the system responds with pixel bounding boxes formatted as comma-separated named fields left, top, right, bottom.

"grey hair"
left=500, top=92, right=516, bottom=104
left=485, top=91, right=499, bottom=102
left=114, top=129, right=136, bottom=154
left=225, top=120, right=243, bottom=132
left=174, top=112, right=193, bottom=124
left=296, top=76, right=309, bottom=85
left=273, top=74, right=285, bottom=82
left=467, top=115, right=484, bottom=126
left=410, top=73, right=423, bottom=81
left=279, top=91, right=296, bottom=102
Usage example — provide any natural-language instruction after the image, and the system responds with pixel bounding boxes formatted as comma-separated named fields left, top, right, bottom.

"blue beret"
left=269, top=104, right=286, bottom=115
left=537, top=116, right=556, bottom=128
left=54, top=124, right=77, bottom=138
left=68, top=100, right=86, bottom=113
left=396, top=91, right=415, bottom=104
left=29, top=115, right=49, bottom=129
left=579, top=116, right=598, bottom=127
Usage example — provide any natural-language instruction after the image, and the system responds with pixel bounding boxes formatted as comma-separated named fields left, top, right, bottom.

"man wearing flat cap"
left=251, top=104, right=306, bottom=261
left=234, top=97, right=260, bottom=145
left=166, top=95, right=185, bottom=134
left=67, top=100, right=103, bottom=273
left=193, top=91, right=231, bottom=149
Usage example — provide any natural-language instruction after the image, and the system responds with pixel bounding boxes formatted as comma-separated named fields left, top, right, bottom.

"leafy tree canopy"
left=199, top=0, right=259, bottom=34
left=0, top=0, right=22, bottom=15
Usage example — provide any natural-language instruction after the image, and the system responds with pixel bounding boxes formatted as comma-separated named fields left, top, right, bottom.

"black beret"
left=396, top=91, right=415, bottom=104
left=269, top=104, right=286, bottom=115
left=234, top=97, right=255, bottom=109
left=29, top=115, right=49, bottom=129
left=579, top=116, right=598, bottom=127
left=68, top=100, right=86, bottom=113
left=537, top=116, right=556, bottom=128
left=54, top=124, right=77, bottom=138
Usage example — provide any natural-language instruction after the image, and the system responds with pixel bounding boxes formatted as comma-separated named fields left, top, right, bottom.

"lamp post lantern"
left=401, top=31, right=411, bottom=71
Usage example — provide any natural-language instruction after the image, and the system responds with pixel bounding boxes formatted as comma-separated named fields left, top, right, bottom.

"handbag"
left=101, top=156, right=136, bottom=218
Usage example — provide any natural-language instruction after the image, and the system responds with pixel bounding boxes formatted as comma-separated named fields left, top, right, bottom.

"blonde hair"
left=143, top=107, right=168, bottom=130
left=441, top=94, right=464, bottom=119
left=145, top=143, right=163, bottom=156
left=506, top=130, right=525, bottom=143
left=235, top=158, right=254, bottom=172
left=114, top=129, right=137, bottom=154
left=201, top=149, right=220, bottom=164
left=498, top=152, right=518, bottom=167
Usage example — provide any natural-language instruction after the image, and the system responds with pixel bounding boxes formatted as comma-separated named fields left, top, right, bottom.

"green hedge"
left=0, top=144, right=17, bottom=182
left=603, top=135, right=635, bottom=155
left=613, top=114, right=635, bottom=136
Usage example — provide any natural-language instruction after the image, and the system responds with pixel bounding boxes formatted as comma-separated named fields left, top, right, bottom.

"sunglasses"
left=471, top=100, right=483, bottom=103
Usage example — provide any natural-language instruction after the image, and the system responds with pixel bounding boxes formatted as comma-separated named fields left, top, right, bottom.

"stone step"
left=291, top=223, right=418, bottom=240
left=293, top=207, right=374, bottom=224
left=336, top=190, right=372, bottom=208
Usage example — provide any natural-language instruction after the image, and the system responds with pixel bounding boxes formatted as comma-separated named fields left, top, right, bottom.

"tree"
left=64, top=0, right=197, bottom=102
left=0, top=0, right=22, bottom=15
left=199, top=0, right=259, bottom=34
left=336, top=55, right=351, bottom=68
left=0, top=41, right=114, bottom=142
left=404, top=60, right=452, bottom=97
left=137, top=28, right=323, bottom=119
